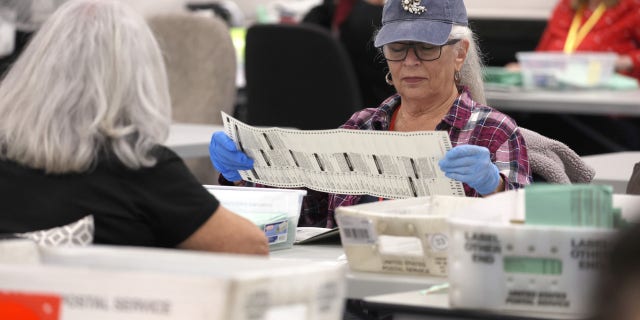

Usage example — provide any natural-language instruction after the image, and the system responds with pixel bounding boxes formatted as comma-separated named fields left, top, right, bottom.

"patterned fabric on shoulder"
left=15, top=215, right=94, bottom=246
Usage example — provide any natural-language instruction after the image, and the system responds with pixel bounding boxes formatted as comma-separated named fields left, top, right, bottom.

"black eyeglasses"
left=382, top=39, right=461, bottom=62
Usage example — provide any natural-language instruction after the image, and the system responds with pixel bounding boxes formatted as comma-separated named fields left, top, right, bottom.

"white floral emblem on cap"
left=401, top=0, right=426, bottom=14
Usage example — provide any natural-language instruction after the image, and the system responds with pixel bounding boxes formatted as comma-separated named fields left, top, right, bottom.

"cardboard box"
left=0, top=241, right=345, bottom=320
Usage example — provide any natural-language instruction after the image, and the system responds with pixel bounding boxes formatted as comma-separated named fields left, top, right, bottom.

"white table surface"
left=269, top=244, right=446, bottom=299
left=166, top=123, right=224, bottom=159
left=582, top=151, right=640, bottom=193
left=363, top=290, right=579, bottom=320
left=486, top=89, right=640, bottom=116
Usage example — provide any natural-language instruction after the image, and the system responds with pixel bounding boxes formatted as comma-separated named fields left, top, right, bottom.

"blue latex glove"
left=209, top=131, right=254, bottom=182
left=438, top=145, right=501, bottom=195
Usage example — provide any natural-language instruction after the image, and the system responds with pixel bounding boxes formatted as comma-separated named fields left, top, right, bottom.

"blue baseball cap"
left=374, top=0, right=468, bottom=47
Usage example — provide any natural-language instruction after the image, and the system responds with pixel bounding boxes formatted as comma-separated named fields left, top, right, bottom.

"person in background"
left=627, top=162, right=640, bottom=195
left=333, top=0, right=396, bottom=107
left=0, top=0, right=70, bottom=77
left=301, top=0, right=335, bottom=27
left=210, top=0, right=532, bottom=228
left=512, top=0, right=640, bottom=155
left=0, top=0, right=268, bottom=255
left=536, top=0, right=640, bottom=80
left=303, top=0, right=395, bottom=107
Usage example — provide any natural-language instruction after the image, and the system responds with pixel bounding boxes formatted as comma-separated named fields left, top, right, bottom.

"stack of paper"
left=525, top=184, right=614, bottom=228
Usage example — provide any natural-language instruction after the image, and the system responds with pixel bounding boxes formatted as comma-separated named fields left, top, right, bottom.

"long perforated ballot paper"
left=221, top=112, right=464, bottom=199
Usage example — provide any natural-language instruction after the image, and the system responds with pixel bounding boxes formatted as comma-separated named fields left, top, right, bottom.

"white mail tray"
left=0, top=241, right=345, bottom=320
left=335, top=196, right=482, bottom=276
left=448, top=191, right=640, bottom=316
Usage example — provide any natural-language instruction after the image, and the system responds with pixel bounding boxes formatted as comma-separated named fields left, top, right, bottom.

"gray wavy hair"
left=0, top=0, right=171, bottom=173
left=449, top=25, right=486, bottom=105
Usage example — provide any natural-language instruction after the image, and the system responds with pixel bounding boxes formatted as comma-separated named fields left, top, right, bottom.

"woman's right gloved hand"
left=209, top=131, right=254, bottom=182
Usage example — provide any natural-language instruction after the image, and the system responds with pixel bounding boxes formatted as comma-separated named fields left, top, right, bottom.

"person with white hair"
left=0, top=0, right=268, bottom=255
left=210, top=0, right=532, bottom=228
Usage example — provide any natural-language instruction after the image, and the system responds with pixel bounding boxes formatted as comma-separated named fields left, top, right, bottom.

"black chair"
left=242, top=23, right=363, bottom=130
left=469, top=18, right=547, bottom=67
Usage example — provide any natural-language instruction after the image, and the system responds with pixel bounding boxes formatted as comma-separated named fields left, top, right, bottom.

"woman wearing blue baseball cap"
left=210, top=0, right=532, bottom=228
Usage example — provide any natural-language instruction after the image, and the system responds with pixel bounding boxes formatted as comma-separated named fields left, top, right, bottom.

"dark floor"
left=343, top=299, right=393, bottom=320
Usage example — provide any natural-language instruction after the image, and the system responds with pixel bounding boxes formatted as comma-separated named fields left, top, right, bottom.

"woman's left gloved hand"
left=438, top=145, right=501, bottom=195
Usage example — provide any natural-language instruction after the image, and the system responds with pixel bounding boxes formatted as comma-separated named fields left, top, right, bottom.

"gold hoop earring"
left=385, top=72, right=393, bottom=86
left=454, top=70, right=461, bottom=82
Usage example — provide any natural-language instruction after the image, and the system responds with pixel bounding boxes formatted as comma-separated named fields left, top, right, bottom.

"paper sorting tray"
left=448, top=191, right=640, bottom=316
left=0, top=241, right=345, bottom=320
left=335, top=196, right=483, bottom=276
left=206, top=185, right=306, bottom=251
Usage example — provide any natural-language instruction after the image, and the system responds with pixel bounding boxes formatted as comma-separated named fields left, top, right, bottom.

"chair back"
left=148, top=13, right=236, bottom=124
left=243, top=23, right=363, bottom=130
left=519, top=127, right=595, bottom=184
left=148, top=13, right=236, bottom=184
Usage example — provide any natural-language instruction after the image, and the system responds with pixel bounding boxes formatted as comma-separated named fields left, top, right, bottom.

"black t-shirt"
left=0, top=146, right=218, bottom=248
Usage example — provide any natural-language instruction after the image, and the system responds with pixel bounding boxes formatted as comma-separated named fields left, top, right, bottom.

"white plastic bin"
left=0, top=241, right=346, bottom=320
left=335, top=196, right=482, bottom=276
left=516, top=51, right=617, bottom=89
left=448, top=191, right=640, bottom=316
left=206, top=185, right=306, bottom=251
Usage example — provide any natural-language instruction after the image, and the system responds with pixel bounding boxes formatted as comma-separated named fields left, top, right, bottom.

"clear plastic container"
left=516, top=51, right=617, bottom=89
left=205, top=185, right=306, bottom=251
